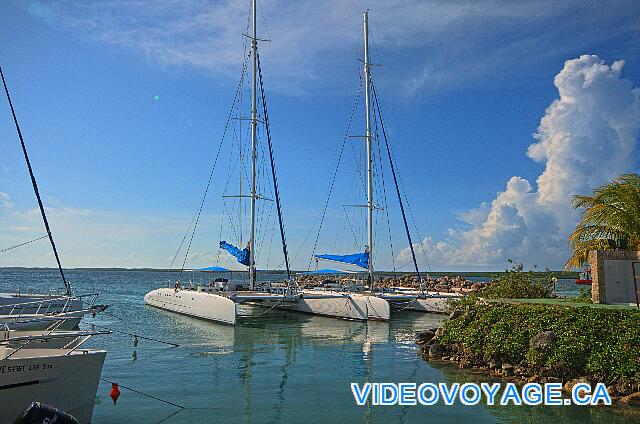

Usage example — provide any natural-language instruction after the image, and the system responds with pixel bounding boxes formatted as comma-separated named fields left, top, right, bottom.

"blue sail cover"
left=219, top=241, right=250, bottom=266
left=315, top=252, right=369, bottom=269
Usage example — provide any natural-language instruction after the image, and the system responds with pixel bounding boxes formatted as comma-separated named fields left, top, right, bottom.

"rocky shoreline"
left=416, top=319, right=640, bottom=405
left=297, top=274, right=486, bottom=293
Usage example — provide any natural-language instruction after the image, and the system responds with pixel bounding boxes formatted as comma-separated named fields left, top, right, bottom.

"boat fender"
left=12, top=402, right=79, bottom=424
left=110, top=382, right=121, bottom=404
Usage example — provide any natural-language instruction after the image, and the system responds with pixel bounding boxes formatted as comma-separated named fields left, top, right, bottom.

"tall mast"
left=249, top=0, right=258, bottom=289
left=363, top=11, right=374, bottom=292
left=1, top=67, right=71, bottom=295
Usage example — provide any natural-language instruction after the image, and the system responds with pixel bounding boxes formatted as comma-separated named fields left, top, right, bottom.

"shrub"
left=480, top=261, right=555, bottom=299
left=439, top=301, right=640, bottom=385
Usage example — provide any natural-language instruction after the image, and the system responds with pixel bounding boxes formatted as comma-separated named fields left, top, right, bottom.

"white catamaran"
left=310, top=11, right=461, bottom=314
left=144, top=1, right=389, bottom=325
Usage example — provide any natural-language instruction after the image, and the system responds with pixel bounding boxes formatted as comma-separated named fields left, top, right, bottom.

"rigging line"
left=222, top=199, right=240, bottom=246
left=307, top=71, right=363, bottom=271
left=370, top=77, right=422, bottom=284
left=372, top=99, right=397, bottom=274
left=342, top=206, right=359, bottom=249
left=257, top=0, right=272, bottom=44
left=349, top=72, right=367, bottom=194
left=179, top=51, right=251, bottom=276
left=0, top=235, right=47, bottom=254
left=165, top=207, right=200, bottom=282
left=289, top=211, right=321, bottom=266
left=0, top=67, right=71, bottom=295
left=257, top=50, right=291, bottom=278
left=389, top=137, right=433, bottom=275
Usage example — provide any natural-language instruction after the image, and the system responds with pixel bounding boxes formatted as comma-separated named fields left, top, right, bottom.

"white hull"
left=381, top=291, right=461, bottom=313
left=2, top=330, right=88, bottom=349
left=144, top=287, right=390, bottom=324
left=0, top=294, right=83, bottom=315
left=144, top=288, right=237, bottom=325
left=0, top=348, right=106, bottom=424
left=274, top=290, right=390, bottom=321
left=0, top=312, right=83, bottom=331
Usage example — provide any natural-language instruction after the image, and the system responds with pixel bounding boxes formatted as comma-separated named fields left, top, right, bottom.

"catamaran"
left=309, top=11, right=461, bottom=314
left=144, top=1, right=389, bottom=325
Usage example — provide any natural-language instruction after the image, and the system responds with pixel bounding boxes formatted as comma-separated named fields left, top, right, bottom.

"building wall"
left=589, top=250, right=640, bottom=305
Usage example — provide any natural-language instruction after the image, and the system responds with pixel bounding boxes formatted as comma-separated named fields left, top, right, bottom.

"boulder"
left=529, top=331, right=556, bottom=349
left=435, top=327, right=445, bottom=338
left=429, top=343, right=446, bottom=359
left=618, top=391, right=640, bottom=405
left=501, top=363, right=514, bottom=376
left=563, top=377, right=590, bottom=393
left=416, top=330, right=435, bottom=345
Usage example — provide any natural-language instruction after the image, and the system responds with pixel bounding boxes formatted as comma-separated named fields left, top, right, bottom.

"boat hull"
left=380, top=291, right=461, bottom=314
left=0, top=294, right=83, bottom=315
left=0, top=313, right=83, bottom=331
left=0, top=349, right=106, bottom=424
left=144, top=288, right=237, bottom=325
left=277, top=291, right=390, bottom=321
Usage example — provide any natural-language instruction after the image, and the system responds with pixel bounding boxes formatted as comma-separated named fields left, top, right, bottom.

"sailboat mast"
left=0, top=67, right=71, bottom=295
left=249, top=0, right=258, bottom=290
left=363, top=11, right=374, bottom=291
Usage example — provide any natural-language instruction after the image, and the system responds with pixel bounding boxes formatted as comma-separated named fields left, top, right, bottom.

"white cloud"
left=399, top=55, right=640, bottom=270
left=0, top=192, right=14, bottom=209
left=18, top=0, right=640, bottom=95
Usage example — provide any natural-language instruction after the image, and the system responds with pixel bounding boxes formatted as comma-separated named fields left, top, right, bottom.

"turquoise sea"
left=0, top=269, right=635, bottom=423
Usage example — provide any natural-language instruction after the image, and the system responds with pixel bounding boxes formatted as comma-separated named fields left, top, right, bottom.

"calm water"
left=0, top=269, right=634, bottom=424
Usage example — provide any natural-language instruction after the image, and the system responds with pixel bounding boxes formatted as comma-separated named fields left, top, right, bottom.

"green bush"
left=439, top=301, right=640, bottom=385
left=480, top=261, right=555, bottom=299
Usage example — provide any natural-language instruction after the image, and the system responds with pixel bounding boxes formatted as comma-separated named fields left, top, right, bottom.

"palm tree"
left=566, top=173, right=640, bottom=269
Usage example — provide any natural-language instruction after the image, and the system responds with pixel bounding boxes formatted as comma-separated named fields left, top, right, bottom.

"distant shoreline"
left=0, top=267, right=579, bottom=278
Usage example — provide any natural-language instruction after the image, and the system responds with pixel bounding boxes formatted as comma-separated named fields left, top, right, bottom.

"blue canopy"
left=315, top=252, right=369, bottom=269
left=298, top=268, right=357, bottom=275
left=198, top=266, right=228, bottom=271
left=219, top=241, right=250, bottom=266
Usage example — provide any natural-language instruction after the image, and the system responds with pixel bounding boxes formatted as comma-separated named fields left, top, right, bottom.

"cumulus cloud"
left=400, top=55, right=640, bottom=270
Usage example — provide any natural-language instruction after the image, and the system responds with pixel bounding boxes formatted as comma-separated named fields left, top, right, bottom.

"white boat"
left=0, top=296, right=106, bottom=330
left=0, top=342, right=106, bottom=423
left=2, top=328, right=111, bottom=350
left=377, top=290, right=460, bottom=313
left=310, top=12, right=462, bottom=313
left=144, top=285, right=389, bottom=326
left=144, top=1, right=390, bottom=325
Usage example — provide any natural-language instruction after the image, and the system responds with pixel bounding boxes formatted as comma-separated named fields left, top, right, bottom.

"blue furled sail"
left=219, top=241, right=250, bottom=266
left=315, top=252, right=369, bottom=269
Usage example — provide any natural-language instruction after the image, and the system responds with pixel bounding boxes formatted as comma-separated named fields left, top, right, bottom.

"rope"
left=92, top=324, right=179, bottom=347
left=307, top=73, right=363, bottom=271
left=0, top=235, right=47, bottom=254
left=178, top=50, right=251, bottom=276
left=370, top=78, right=422, bottom=284
left=99, top=378, right=184, bottom=410
left=257, top=51, right=291, bottom=279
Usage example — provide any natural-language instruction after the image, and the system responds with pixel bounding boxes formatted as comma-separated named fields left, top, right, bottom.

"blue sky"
left=1, top=0, right=639, bottom=272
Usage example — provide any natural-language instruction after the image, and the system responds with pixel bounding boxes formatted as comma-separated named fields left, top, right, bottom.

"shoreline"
left=415, top=302, right=640, bottom=405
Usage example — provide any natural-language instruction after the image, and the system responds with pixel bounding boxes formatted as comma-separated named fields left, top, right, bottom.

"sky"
left=1, top=0, right=640, bottom=272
